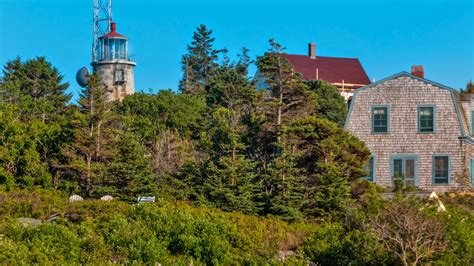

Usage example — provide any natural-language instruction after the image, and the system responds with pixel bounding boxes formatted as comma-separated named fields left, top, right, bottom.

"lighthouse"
left=91, top=22, right=135, bottom=101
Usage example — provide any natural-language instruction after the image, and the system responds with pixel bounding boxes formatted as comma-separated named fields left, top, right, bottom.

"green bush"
left=0, top=189, right=314, bottom=265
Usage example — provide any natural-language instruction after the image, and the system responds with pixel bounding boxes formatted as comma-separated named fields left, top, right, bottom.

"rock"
left=100, top=195, right=113, bottom=201
left=69, top=194, right=84, bottom=202
left=276, top=250, right=296, bottom=262
left=17, top=218, right=42, bottom=226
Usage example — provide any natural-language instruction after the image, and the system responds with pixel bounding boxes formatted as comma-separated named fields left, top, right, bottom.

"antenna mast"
left=92, top=0, right=113, bottom=63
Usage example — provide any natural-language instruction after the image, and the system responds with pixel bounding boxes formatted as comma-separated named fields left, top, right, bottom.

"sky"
left=0, top=0, right=473, bottom=101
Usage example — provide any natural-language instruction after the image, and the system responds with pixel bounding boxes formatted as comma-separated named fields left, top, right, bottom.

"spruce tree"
left=105, top=131, right=157, bottom=201
left=198, top=106, right=259, bottom=214
left=262, top=152, right=304, bottom=221
left=61, top=73, right=115, bottom=195
left=180, top=24, right=221, bottom=95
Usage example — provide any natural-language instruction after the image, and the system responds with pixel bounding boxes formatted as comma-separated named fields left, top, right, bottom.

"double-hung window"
left=372, top=106, right=389, bottom=133
left=418, top=106, right=435, bottom=133
left=433, top=155, right=449, bottom=184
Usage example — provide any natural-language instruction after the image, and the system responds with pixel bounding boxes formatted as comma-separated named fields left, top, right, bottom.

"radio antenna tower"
left=92, top=0, right=113, bottom=63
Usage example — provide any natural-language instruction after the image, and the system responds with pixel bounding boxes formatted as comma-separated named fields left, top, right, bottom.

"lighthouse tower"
left=91, top=22, right=135, bottom=101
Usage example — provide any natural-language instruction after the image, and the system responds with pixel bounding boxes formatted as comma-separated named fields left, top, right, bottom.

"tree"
left=0, top=57, right=73, bottom=190
left=180, top=25, right=222, bottom=95
left=255, top=39, right=316, bottom=157
left=306, top=80, right=347, bottom=127
left=117, top=91, right=207, bottom=175
left=261, top=152, right=304, bottom=221
left=104, top=131, right=157, bottom=201
left=197, top=107, right=259, bottom=214
left=0, top=57, right=71, bottom=122
left=60, top=73, right=115, bottom=195
left=0, top=103, right=52, bottom=189
left=371, top=197, right=446, bottom=266
left=282, top=116, right=370, bottom=217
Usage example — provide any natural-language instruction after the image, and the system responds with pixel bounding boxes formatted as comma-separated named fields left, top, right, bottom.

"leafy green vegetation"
left=0, top=189, right=315, bottom=265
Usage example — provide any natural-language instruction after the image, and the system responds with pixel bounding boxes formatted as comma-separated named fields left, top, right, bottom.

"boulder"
left=69, top=194, right=84, bottom=202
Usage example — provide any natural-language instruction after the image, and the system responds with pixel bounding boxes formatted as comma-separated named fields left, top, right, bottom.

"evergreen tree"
left=262, top=152, right=304, bottom=221
left=104, top=131, right=157, bottom=201
left=0, top=57, right=73, bottom=190
left=201, top=153, right=258, bottom=214
left=0, top=103, right=52, bottom=189
left=117, top=91, right=206, bottom=175
left=0, top=57, right=71, bottom=122
left=61, top=73, right=116, bottom=195
left=180, top=25, right=221, bottom=95
left=198, top=106, right=259, bottom=214
left=255, top=39, right=316, bottom=156
left=282, top=116, right=370, bottom=217
left=306, top=80, right=347, bottom=127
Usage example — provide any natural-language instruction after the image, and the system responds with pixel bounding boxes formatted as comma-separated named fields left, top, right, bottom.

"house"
left=345, top=66, right=473, bottom=191
left=279, top=43, right=371, bottom=100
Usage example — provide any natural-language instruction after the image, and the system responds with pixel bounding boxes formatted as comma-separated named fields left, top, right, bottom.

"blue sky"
left=1, top=0, right=473, bottom=101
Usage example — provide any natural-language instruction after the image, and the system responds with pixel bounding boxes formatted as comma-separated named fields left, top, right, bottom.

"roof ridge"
left=283, top=53, right=359, bottom=60
left=353, top=72, right=457, bottom=93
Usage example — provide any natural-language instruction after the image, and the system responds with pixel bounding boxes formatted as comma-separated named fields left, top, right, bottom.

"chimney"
left=308, top=43, right=316, bottom=59
left=110, top=22, right=117, bottom=32
left=411, top=65, right=424, bottom=78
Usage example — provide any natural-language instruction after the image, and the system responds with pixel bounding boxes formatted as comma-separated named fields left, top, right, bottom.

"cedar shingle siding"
left=346, top=72, right=473, bottom=191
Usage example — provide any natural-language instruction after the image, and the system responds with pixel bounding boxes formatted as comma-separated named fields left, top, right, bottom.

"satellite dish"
left=76, top=67, right=90, bottom=88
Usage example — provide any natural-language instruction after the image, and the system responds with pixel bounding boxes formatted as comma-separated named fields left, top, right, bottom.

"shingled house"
left=275, top=43, right=371, bottom=100
left=345, top=66, right=473, bottom=191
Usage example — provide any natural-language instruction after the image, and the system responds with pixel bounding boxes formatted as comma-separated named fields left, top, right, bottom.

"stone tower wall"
left=93, top=62, right=135, bottom=102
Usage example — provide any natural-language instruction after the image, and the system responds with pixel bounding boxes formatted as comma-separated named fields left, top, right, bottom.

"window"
left=471, top=110, right=474, bottom=135
left=390, top=155, right=418, bottom=186
left=372, top=106, right=389, bottom=133
left=114, top=69, right=125, bottom=83
left=433, top=155, right=449, bottom=184
left=470, top=159, right=474, bottom=186
left=365, top=156, right=375, bottom=182
left=418, top=106, right=435, bottom=133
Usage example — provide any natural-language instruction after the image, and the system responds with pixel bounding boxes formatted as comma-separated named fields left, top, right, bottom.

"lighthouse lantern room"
left=92, top=22, right=136, bottom=101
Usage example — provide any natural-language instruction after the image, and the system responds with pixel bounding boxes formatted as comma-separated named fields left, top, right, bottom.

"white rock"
left=69, top=194, right=84, bottom=202
left=100, top=195, right=114, bottom=201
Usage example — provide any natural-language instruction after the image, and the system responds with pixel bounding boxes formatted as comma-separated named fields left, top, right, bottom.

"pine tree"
left=180, top=24, right=221, bottom=95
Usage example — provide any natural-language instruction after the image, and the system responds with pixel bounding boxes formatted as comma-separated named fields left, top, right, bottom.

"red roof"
left=280, top=54, right=371, bottom=85
left=100, top=22, right=127, bottom=39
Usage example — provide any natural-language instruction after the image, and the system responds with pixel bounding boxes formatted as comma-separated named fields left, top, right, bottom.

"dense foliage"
left=0, top=190, right=315, bottom=264
left=1, top=25, right=472, bottom=265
